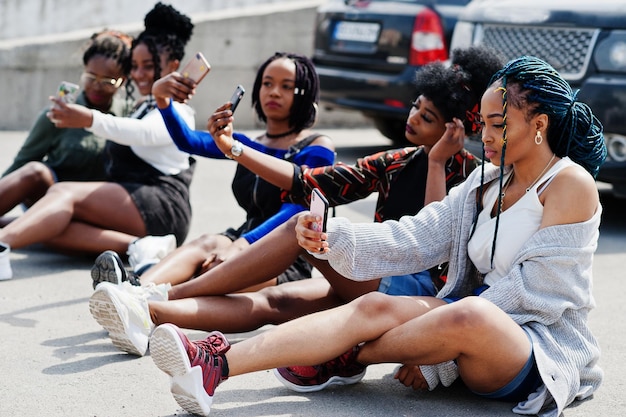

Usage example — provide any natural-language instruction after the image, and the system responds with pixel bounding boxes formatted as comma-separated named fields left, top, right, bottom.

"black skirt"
left=104, top=141, right=195, bottom=246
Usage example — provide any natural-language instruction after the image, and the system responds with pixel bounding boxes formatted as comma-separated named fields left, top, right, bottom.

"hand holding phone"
left=180, top=52, right=211, bottom=84
left=310, top=188, right=329, bottom=233
left=229, top=84, right=245, bottom=113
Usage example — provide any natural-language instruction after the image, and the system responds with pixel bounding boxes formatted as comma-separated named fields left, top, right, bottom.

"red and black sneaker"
left=273, top=346, right=366, bottom=393
left=150, top=323, right=230, bottom=417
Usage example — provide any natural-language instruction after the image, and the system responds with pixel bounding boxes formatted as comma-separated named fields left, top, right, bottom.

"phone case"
left=229, top=84, right=245, bottom=113
left=56, top=81, right=80, bottom=104
left=181, top=52, right=211, bottom=83
left=310, top=188, right=329, bottom=232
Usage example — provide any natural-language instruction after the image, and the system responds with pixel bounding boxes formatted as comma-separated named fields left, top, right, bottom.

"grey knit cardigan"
left=318, top=163, right=603, bottom=417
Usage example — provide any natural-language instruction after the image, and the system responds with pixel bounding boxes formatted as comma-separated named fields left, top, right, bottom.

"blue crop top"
left=159, top=102, right=335, bottom=243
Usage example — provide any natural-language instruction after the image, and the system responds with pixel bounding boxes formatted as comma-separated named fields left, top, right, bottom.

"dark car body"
left=312, top=0, right=471, bottom=142
left=451, top=0, right=626, bottom=197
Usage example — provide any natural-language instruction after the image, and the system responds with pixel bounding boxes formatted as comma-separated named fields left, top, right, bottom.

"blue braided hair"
left=480, top=56, right=606, bottom=268
left=490, top=56, right=606, bottom=177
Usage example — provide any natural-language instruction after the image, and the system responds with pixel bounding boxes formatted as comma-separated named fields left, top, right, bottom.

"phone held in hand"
left=229, top=84, right=245, bottom=113
left=180, top=52, right=211, bottom=84
left=56, top=81, right=80, bottom=104
left=310, top=188, right=329, bottom=233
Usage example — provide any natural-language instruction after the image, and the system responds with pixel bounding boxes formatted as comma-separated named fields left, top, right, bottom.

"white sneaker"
left=127, top=234, right=176, bottom=273
left=89, top=281, right=168, bottom=356
left=120, top=281, right=170, bottom=302
left=0, top=242, right=13, bottom=281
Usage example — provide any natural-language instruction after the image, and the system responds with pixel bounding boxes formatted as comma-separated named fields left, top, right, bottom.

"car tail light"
left=409, top=8, right=448, bottom=66
left=383, top=99, right=406, bottom=108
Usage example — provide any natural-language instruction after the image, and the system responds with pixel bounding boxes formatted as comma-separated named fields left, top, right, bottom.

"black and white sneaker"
left=91, top=250, right=140, bottom=289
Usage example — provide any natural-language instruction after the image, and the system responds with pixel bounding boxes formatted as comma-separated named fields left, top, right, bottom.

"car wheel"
left=372, top=117, right=408, bottom=145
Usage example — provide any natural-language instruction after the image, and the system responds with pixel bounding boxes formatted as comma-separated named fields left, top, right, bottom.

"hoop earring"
left=534, top=131, right=543, bottom=145
left=312, top=102, right=319, bottom=125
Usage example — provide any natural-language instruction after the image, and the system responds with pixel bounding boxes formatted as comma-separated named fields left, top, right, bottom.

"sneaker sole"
left=91, top=251, right=125, bottom=289
left=272, top=367, right=366, bottom=393
left=89, top=287, right=146, bottom=356
left=150, top=324, right=213, bottom=416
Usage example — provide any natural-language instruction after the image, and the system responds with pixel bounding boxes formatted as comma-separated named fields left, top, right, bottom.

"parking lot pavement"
left=0, top=129, right=624, bottom=416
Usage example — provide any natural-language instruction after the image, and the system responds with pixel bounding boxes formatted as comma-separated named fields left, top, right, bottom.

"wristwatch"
left=227, top=140, right=244, bottom=159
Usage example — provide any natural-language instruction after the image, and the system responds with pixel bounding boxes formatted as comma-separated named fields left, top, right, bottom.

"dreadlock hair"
left=129, top=2, right=194, bottom=97
left=251, top=52, right=320, bottom=132
left=482, top=55, right=606, bottom=268
left=414, top=45, right=505, bottom=136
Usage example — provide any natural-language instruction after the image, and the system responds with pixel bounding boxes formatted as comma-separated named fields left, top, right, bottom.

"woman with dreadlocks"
left=148, top=55, right=605, bottom=417
left=0, top=3, right=196, bottom=279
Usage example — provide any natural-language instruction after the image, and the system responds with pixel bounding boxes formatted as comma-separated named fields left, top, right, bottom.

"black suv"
left=451, top=0, right=626, bottom=198
left=312, top=0, right=471, bottom=142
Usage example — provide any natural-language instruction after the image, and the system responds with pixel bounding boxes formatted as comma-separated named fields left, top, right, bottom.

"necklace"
left=500, top=171, right=515, bottom=199
left=265, top=128, right=297, bottom=139
left=525, top=154, right=556, bottom=193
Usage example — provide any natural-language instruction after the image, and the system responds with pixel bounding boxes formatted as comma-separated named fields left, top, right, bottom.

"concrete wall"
left=0, top=0, right=369, bottom=130
left=0, top=0, right=286, bottom=40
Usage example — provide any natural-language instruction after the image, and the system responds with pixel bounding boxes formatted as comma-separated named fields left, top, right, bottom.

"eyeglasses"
left=80, top=72, right=124, bottom=90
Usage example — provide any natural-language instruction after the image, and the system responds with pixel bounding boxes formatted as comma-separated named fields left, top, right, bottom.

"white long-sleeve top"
left=87, top=101, right=194, bottom=175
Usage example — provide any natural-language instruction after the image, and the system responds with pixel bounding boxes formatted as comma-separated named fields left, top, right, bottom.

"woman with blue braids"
left=148, top=56, right=605, bottom=417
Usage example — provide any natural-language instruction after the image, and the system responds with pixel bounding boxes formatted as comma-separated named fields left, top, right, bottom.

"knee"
left=439, top=297, right=496, bottom=333
left=187, top=234, right=232, bottom=254
left=262, top=285, right=297, bottom=317
left=21, top=162, right=54, bottom=186
left=351, top=291, right=398, bottom=317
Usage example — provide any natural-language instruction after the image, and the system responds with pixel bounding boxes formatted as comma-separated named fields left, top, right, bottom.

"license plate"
left=333, top=21, right=380, bottom=43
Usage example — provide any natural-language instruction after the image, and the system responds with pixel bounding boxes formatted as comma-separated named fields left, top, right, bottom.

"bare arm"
left=152, top=72, right=197, bottom=109
left=424, top=118, right=465, bottom=205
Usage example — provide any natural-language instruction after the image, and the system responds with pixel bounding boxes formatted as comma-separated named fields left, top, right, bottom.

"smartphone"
left=180, top=52, right=211, bottom=83
left=56, top=81, right=80, bottom=104
left=229, top=84, right=245, bottom=113
left=310, top=188, right=329, bottom=233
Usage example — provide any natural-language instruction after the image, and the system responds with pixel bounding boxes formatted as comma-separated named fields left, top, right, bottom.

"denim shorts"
left=473, top=331, right=542, bottom=402
left=377, top=270, right=437, bottom=296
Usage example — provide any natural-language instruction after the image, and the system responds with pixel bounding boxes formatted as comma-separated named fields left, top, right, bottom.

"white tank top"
left=467, top=157, right=575, bottom=286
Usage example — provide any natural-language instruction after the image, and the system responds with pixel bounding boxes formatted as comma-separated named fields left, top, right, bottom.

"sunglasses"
left=80, top=72, right=124, bottom=90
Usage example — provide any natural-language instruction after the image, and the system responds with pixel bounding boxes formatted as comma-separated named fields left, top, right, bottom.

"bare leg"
left=165, top=216, right=306, bottom=299
left=139, top=233, right=234, bottom=286
left=224, top=293, right=530, bottom=393
left=150, top=278, right=343, bottom=332
left=43, top=221, right=138, bottom=255
left=357, top=296, right=531, bottom=393
left=0, top=162, right=55, bottom=216
left=0, top=181, right=145, bottom=250
left=165, top=215, right=380, bottom=300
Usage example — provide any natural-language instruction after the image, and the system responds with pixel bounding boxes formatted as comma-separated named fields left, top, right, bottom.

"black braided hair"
left=414, top=45, right=505, bottom=135
left=82, top=30, right=133, bottom=75
left=251, top=52, right=320, bottom=132
left=484, top=55, right=606, bottom=267
left=129, top=2, right=194, bottom=94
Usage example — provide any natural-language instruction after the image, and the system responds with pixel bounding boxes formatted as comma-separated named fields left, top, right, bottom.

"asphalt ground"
left=0, top=128, right=624, bottom=417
